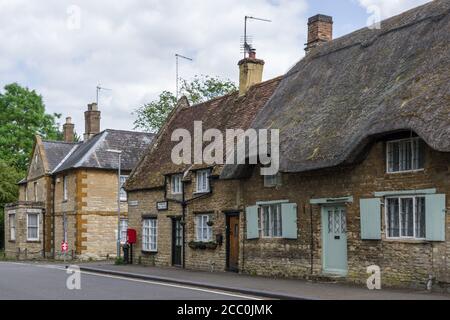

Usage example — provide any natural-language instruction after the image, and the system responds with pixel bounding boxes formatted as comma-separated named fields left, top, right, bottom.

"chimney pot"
left=84, top=103, right=101, bottom=140
left=305, top=14, right=333, bottom=53
left=238, top=51, right=265, bottom=96
left=63, top=116, right=75, bottom=143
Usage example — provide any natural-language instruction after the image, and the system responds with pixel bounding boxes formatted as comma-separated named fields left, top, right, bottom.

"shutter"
left=425, top=194, right=446, bottom=241
left=281, top=203, right=298, bottom=239
left=360, top=198, right=381, bottom=240
left=245, top=206, right=259, bottom=239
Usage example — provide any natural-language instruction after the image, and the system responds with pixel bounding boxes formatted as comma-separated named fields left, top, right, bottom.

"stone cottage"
left=125, top=51, right=282, bottom=271
left=221, top=0, right=450, bottom=289
left=125, top=0, right=449, bottom=290
left=4, top=103, right=154, bottom=260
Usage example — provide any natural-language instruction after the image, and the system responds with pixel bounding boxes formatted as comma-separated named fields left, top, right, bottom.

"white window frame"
left=120, top=175, right=129, bottom=201
left=259, top=204, right=283, bottom=238
left=142, top=218, right=157, bottom=252
left=9, top=212, right=16, bottom=241
left=27, top=213, right=39, bottom=241
left=120, top=219, right=128, bottom=244
left=171, top=174, right=183, bottom=195
left=196, top=170, right=210, bottom=193
left=63, top=176, right=68, bottom=201
left=196, top=214, right=212, bottom=242
left=386, top=137, right=424, bottom=174
left=385, top=195, right=426, bottom=240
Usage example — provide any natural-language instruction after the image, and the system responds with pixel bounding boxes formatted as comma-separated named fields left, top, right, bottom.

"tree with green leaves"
left=0, top=83, right=62, bottom=172
left=0, top=160, right=22, bottom=250
left=133, top=75, right=237, bottom=133
left=0, top=83, right=63, bottom=249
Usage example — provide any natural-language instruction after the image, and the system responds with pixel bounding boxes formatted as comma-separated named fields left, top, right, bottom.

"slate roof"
left=221, top=0, right=450, bottom=178
left=126, top=76, right=283, bottom=191
left=41, top=140, right=78, bottom=172
left=53, top=129, right=154, bottom=173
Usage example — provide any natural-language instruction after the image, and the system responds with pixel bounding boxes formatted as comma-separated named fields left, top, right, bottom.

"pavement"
left=0, top=261, right=261, bottom=300
left=77, top=261, right=450, bottom=300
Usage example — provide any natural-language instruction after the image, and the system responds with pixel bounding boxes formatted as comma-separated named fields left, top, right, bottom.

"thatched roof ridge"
left=222, top=0, right=450, bottom=178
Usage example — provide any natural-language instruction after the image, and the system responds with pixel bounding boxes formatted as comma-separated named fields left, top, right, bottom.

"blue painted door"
left=322, top=206, right=348, bottom=276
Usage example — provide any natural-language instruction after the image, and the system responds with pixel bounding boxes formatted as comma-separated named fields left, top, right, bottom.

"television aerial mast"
left=242, top=16, right=271, bottom=58
left=96, top=84, right=112, bottom=107
left=175, top=53, right=193, bottom=100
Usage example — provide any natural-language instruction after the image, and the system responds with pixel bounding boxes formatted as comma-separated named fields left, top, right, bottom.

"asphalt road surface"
left=0, top=262, right=261, bottom=300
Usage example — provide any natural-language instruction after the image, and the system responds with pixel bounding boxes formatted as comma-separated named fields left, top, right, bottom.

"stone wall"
left=4, top=202, right=45, bottom=260
left=128, top=175, right=243, bottom=272
left=53, top=169, right=128, bottom=260
left=127, top=139, right=449, bottom=290
left=241, top=141, right=450, bottom=289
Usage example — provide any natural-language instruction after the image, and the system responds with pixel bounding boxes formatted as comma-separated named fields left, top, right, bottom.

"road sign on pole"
left=61, top=241, right=68, bottom=253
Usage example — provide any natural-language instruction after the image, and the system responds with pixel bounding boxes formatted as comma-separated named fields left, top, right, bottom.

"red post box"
left=127, top=229, right=137, bottom=244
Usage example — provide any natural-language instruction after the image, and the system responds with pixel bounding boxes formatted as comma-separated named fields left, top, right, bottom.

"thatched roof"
left=126, top=77, right=283, bottom=191
left=222, top=0, right=450, bottom=178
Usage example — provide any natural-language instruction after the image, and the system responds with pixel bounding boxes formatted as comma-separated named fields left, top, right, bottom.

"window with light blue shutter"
left=245, top=206, right=259, bottom=239
left=281, top=203, right=298, bottom=239
left=360, top=198, right=382, bottom=240
left=425, top=194, right=446, bottom=241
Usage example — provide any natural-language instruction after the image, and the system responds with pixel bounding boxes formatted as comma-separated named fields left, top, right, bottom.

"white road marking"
left=0, top=262, right=263, bottom=300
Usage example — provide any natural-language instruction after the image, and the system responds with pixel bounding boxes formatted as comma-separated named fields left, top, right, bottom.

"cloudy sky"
left=0, top=0, right=432, bottom=133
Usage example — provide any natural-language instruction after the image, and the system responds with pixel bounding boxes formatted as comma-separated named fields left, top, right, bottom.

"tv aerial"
left=242, top=16, right=271, bottom=58
left=175, top=53, right=193, bottom=100
left=96, top=84, right=112, bottom=107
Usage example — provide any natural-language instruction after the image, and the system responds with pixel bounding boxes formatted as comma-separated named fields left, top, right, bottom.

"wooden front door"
left=172, top=218, right=183, bottom=266
left=227, top=215, right=240, bottom=272
left=322, top=206, right=348, bottom=276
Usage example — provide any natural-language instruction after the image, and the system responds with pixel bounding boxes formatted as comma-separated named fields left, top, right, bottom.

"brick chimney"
left=238, top=50, right=265, bottom=96
left=84, top=103, right=101, bottom=140
left=63, top=117, right=75, bottom=143
left=305, top=14, right=333, bottom=53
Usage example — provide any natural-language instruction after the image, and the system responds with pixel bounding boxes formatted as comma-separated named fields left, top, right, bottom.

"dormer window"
left=264, top=172, right=282, bottom=188
left=171, top=174, right=183, bottom=194
left=196, top=170, right=210, bottom=193
left=387, top=138, right=425, bottom=173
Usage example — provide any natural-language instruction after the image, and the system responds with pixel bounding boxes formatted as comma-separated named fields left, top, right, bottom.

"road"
left=0, top=262, right=261, bottom=300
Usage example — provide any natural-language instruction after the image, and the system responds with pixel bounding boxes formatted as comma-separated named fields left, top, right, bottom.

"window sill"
left=141, top=250, right=158, bottom=254
left=27, top=240, right=41, bottom=243
left=8, top=240, right=16, bottom=243
left=383, top=238, right=428, bottom=244
left=386, top=169, right=425, bottom=175
left=194, top=191, right=210, bottom=195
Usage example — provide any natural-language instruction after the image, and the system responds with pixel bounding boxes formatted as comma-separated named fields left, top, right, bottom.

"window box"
left=188, top=241, right=218, bottom=250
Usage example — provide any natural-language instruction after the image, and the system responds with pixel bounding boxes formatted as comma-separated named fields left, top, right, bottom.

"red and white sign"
left=61, top=241, right=68, bottom=253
